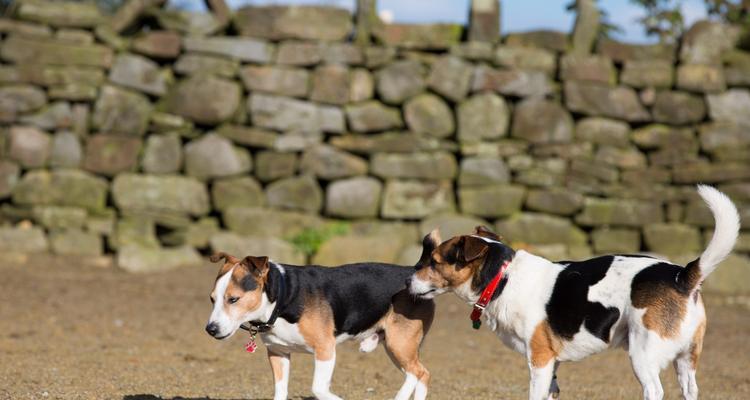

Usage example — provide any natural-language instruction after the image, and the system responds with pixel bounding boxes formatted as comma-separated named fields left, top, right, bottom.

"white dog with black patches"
left=407, top=185, right=740, bottom=400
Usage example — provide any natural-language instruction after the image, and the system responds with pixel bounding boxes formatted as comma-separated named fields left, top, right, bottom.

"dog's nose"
left=405, top=277, right=412, bottom=287
left=205, top=322, right=219, bottom=337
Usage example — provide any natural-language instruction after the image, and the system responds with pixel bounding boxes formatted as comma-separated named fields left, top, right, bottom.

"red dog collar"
left=470, top=260, right=511, bottom=329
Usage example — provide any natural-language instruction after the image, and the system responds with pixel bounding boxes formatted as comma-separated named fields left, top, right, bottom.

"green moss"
left=288, top=221, right=349, bottom=256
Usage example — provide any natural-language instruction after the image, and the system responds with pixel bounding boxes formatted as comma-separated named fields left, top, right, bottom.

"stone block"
left=112, top=173, right=209, bottom=217
left=494, top=45, right=556, bottom=74
left=299, top=145, right=367, bottom=180
left=50, top=229, right=102, bottom=256
left=643, top=223, right=702, bottom=256
left=184, top=134, right=251, bottom=181
left=511, top=98, right=573, bottom=144
left=83, top=134, right=141, bottom=177
left=706, top=89, right=750, bottom=126
left=375, top=60, right=425, bottom=104
left=265, top=175, right=323, bottom=213
left=560, top=54, right=615, bottom=85
left=382, top=180, right=455, bottom=219
left=174, top=53, right=239, bottom=78
left=234, top=5, right=352, bottom=41
left=108, top=53, right=168, bottom=96
left=240, top=65, right=309, bottom=98
left=312, top=234, right=404, bottom=266
left=117, top=244, right=202, bottom=273
left=211, top=176, right=264, bottom=211
left=254, top=151, right=297, bottom=182
left=374, top=23, right=462, bottom=50
left=471, top=65, right=552, bottom=98
left=371, top=152, right=456, bottom=180
left=676, top=64, right=725, bottom=93
left=276, top=41, right=322, bottom=66
left=680, top=21, right=740, bottom=65
left=459, top=184, right=525, bottom=218
left=1, top=36, right=113, bottom=67
left=222, top=206, right=323, bottom=238
left=250, top=93, right=345, bottom=133
left=525, top=189, right=584, bottom=216
left=576, top=198, right=664, bottom=227
left=310, top=64, right=349, bottom=105
left=564, top=81, right=650, bottom=122
left=0, top=161, right=20, bottom=199
left=620, top=60, right=673, bottom=89
left=167, top=75, right=241, bottom=125
left=345, top=101, right=403, bottom=133
left=591, top=228, right=640, bottom=254
left=457, top=93, right=509, bottom=142
left=325, top=177, right=382, bottom=218
left=458, top=157, right=509, bottom=187
left=496, top=212, right=588, bottom=246
left=31, top=205, right=86, bottom=230
left=575, top=117, right=630, bottom=146
left=141, top=133, right=182, bottom=175
left=132, top=30, right=181, bottom=59
left=0, top=85, right=46, bottom=123
left=427, top=55, right=473, bottom=102
left=8, top=125, right=50, bottom=168
left=182, top=36, right=274, bottom=63
left=12, top=169, right=108, bottom=211
left=16, top=0, right=102, bottom=28
left=0, top=226, right=48, bottom=253
left=92, top=85, right=151, bottom=136
left=597, top=38, right=676, bottom=63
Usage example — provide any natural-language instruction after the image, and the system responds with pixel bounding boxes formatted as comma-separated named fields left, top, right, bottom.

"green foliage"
left=288, top=222, right=350, bottom=256
left=629, top=0, right=685, bottom=43
left=705, top=0, right=750, bottom=25
left=566, top=0, right=625, bottom=39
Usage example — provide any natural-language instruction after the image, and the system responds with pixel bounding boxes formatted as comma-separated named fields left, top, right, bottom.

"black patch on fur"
left=631, top=262, right=691, bottom=297
left=240, top=274, right=258, bottom=292
left=473, top=241, right=515, bottom=301
left=546, top=256, right=621, bottom=343
left=265, top=262, right=425, bottom=336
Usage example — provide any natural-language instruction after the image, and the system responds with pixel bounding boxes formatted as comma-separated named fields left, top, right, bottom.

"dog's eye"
left=227, top=297, right=239, bottom=304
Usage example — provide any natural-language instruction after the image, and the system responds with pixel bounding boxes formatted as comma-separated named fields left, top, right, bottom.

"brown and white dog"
left=407, top=185, right=740, bottom=400
left=205, top=254, right=434, bottom=400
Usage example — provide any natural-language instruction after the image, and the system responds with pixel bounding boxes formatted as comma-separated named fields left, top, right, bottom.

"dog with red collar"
left=205, top=254, right=434, bottom=400
left=407, top=185, right=739, bottom=400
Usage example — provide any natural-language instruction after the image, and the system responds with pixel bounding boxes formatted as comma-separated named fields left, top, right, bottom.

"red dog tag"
left=245, top=339, right=258, bottom=353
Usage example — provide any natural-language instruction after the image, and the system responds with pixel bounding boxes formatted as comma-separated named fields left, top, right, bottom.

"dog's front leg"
left=267, top=348, right=291, bottom=400
left=312, top=344, right=342, bottom=400
left=528, top=360, right=556, bottom=400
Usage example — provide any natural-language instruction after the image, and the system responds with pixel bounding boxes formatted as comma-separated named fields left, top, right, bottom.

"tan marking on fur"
left=267, top=349, right=287, bottom=383
left=298, top=294, right=336, bottom=361
left=414, top=236, right=486, bottom=291
left=690, top=296, right=706, bottom=370
left=632, top=280, right=691, bottom=339
left=382, top=291, right=435, bottom=384
left=213, top=259, right=266, bottom=320
left=529, top=320, right=563, bottom=368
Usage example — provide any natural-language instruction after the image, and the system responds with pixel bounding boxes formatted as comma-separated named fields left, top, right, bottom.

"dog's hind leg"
left=547, top=361, right=560, bottom=400
left=674, top=320, right=704, bottom=400
left=528, top=360, right=556, bottom=400
left=267, top=347, right=291, bottom=400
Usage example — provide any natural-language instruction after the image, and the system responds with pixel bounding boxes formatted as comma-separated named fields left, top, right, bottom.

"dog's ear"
left=417, top=229, right=442, bottom=266
left=209, top=252, right=239, bottom=264
left=241, top=256, right=270, bottom=278
left=473, top=225, right=502, bottom=242
left=461, top=235, right=489, bottom=263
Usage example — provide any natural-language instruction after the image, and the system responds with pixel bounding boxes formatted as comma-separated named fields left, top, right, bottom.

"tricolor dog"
left=205, top=254, right=434, bottom=400
left=407, top=185, right=739, bottom=400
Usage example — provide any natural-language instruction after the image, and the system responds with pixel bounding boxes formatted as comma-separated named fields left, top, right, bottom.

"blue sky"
left=170, top=0, right=709, bottom=44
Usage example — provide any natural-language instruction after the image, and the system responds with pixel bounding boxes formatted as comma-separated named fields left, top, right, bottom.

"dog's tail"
left=679, top=185, right=740, bottom=291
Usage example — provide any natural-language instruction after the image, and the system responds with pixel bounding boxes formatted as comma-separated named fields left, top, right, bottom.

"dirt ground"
left=1, top=255, right=749, bottom=400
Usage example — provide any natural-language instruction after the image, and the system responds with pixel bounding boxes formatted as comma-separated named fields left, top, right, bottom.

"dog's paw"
left=547, top=392, right=560, bottom=400
left=359, top=333, right=379, bottom=353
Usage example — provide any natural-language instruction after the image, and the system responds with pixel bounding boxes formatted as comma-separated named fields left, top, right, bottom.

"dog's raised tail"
left=680, top=185, right=740, bottom=290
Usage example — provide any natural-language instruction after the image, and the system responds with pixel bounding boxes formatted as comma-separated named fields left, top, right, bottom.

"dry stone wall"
left=0, top=1, right=749, bottom=286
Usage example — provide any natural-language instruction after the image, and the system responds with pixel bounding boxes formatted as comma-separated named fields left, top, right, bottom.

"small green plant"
left=289, top=222, right=350, bottom=256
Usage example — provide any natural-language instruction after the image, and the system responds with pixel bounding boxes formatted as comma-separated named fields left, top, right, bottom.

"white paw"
left=547, top=392, right=560, bottom=400
left=359, top=333, right=379, bottom=353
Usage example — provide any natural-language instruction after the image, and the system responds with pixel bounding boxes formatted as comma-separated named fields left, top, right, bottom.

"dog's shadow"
left=124, top=395, right=315, bottom=400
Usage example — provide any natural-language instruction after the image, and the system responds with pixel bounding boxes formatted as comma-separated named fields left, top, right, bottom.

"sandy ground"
left=1, top=255, right=749, bottom=400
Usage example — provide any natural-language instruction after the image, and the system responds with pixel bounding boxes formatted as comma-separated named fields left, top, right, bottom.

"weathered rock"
left=467, top=0, right=500, bottom=42
left=375, top=60, right=425, bottom=104
left=0, top=226, right=48, bottom=253
left=575, top=117, right=630, bottom=146
left=459, top=184, right=526, bottom=218
left=12, top=169, right=108, bottom=211
left=209, top=232, right=306, bottom=265
left=0, top=161, right=20, bottom=199
left=216, top=125, right=277, bottom=148
left=525, top=189, right=584, bottom=216
left=0, top=85, right=46, bottom=122
left=273, top=131, right=323, bottom=152
left=345, top=101, right=403, bottom=132
left=132, top=31, right=181, bottom=59
left=0, top=18, right=53, bottom=37
left=564, top=82, right=650, bottom=122
left=235, top=5, right=352, bottom=41
left=402, top=94, right=453, bottom=138
left=310, top=64, right=349, bottom=105
left=174, top=53, right=239, bottom=77
left=250, top=93, right=345, bottom=133
left=673, top=162, right=750, bottom=183
left=560, top=54, right=615, bottom=85
left=141, top=133, right=182, bottom=174
left=701, top=254, right=750, bottom=295
left=31, top=205, right=86, bottom=230
left=460, top=139, right=529, bottom=157
left=83, top=134, right=141, bottom=177
left=723, top=50, right=750, bottom=86
left=254, top=151, right=297, bottom=182
left=699, top=122, right=750, bottom=152
left=161, top=217, right=219, bottom=249
left=108, top=53, right=168, bottom=96
left=349, top=68, right=374, bottom=102
left=149, top=112, right=193, bottom=135
left=211, top=176, right=264, bottom=211
left=496, top=212, right=587, bottom=246
left=621, top=61, right=673, bottom=90
left=8, top=126, right=50, bottom=168
left=276, top=41, right=322, bottom=66
left=381, top=180, right=455, bottom=219
left=516, top=159, right=568, bottom=187
left=1, top=36, right=113, bottom=67
left=631, top=124, right=696, bottom=149
left=112, top=174, right=210, bottom=216
left=325, top=177, right=382, bottom=218
left=117, top=244, right=202, bottom=273
left=222, top=206, right=323, bottom=238
left=112, top=216, right=157, bottom=250
left=458, top=157, right=510, bottom=187
left=471, top=65, right=552, bottom=98
left=494, top=46, right=556, bottom=74
left=320, top=42, right=363, bottom=65
left=576, top=198, right=664, bottom=227
left=182, top=36, right=274, bottom=63
left=92, top=85, right=151, bottom=136
left=300, top=145, right=368, bottom=180
left=643, top=223, right=701, bottom=256
left=150, top=8, right=226, bottom=36
left=505, top=30, right=567, bottom=51
left=595, top=145, right=647, bottom=169
left=591, top=228, right=640, bottom=254
left=680, top=20, right=740, bottom=65
left=371, top=152, right=457, bottom=180
left=706, top=89, right=750, bottom=125
left=458, top=93, right=509, bottom=142
left=652, top=91, right=706, bottom=125
left=676, top=64, right=725, bottom=93
left=16, top=0, right=102, bottom=28
left=374, top=23, right=462, bottom=50
left=240, top=65, right=309, bottom=98
left=597, top=38, right=676, bottom=63
left=184, top=134, right=251, bottom=181
left=50, top=229, right=102, bottom=256
left=265, top=175, right=323, bottom=213
left=19, top=101, right=73, bottom=131
left=312, top=234, right=404, bottom=266
left=427, top=55, right=473, bottom=102
left=167, top=75, right=241, bottom=125
left=331, top=132, right=456, bottom=154
left=450, top=41, right=493, bottom=61
left=511, top=98, right=573, bottom=144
